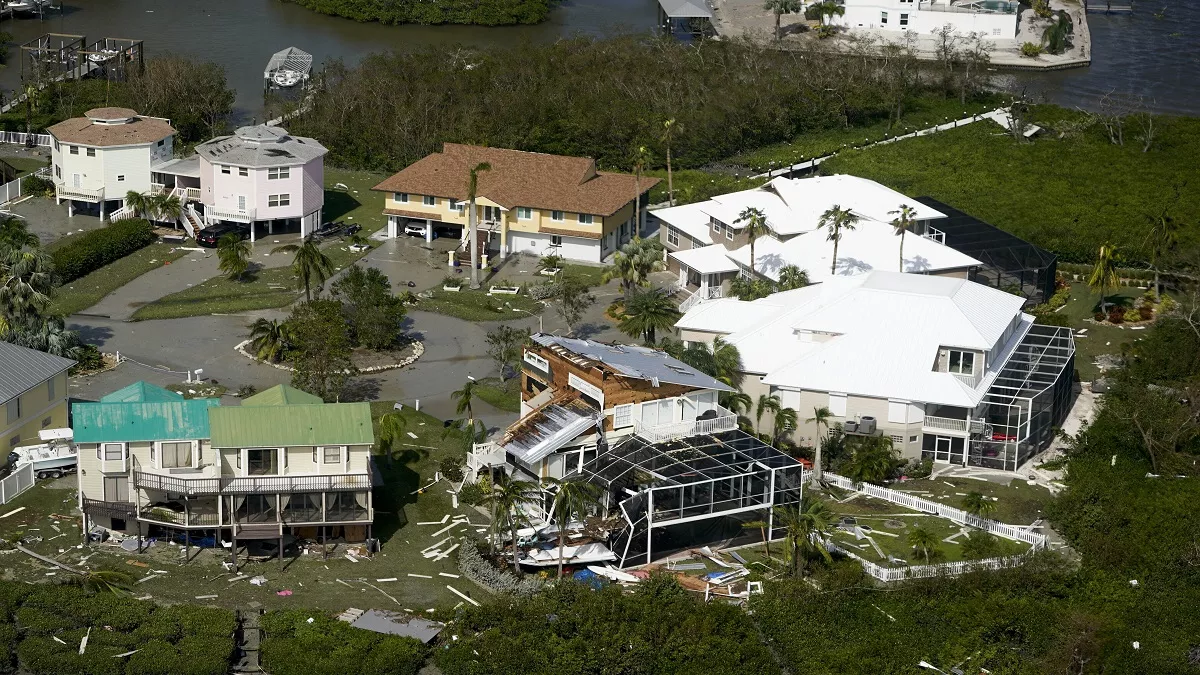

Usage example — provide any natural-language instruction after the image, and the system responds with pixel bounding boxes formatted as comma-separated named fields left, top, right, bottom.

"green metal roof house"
left=72, top=382, right=221, bottom=443
left=209, top=402, right=374, bottom=448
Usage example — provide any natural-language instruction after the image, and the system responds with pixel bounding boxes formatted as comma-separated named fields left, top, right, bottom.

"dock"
left=2, top=34, right=144, bottom=115
left=1083, top=0, right=1134, bottom=13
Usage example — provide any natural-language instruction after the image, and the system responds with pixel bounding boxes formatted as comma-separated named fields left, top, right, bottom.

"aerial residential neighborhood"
left=0, top=2, right=1194, bottom=673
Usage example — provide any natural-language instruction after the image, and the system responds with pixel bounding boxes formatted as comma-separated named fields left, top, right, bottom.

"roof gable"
left=0, top=342, right=75, bottom=402
left=100, top=381, right=184, bottom=403
left=242, top=385, right=323, bottom=407
left=72, top=399, right=220, bottom=443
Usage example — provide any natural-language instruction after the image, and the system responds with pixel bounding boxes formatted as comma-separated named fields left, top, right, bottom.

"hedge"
left=49, top=219, right=156, bottom=283
left=260, top=610, right=426, bottom=675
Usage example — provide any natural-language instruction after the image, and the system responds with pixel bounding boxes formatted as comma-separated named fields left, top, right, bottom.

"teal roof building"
left=72, top=381, right=220, bottom=443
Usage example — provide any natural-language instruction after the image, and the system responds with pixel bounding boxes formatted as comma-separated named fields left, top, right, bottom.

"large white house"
left=831, top=0, right=1020, bottom=41
left=48, top=107, right=176, bottom=219
left=656, top=174, right=981, bottom=307
left=675, top=271, right=1075, bottom=472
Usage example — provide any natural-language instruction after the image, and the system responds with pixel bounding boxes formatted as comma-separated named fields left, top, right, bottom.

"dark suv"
left=196, top=223, right=249, bottom=247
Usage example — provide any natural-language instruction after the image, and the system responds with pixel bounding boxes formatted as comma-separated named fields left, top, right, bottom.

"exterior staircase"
left=179, top=204, right=203, bottom=239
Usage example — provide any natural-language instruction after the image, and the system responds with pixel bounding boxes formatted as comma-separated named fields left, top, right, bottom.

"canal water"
left=1, top=0, right=1197, bottom=121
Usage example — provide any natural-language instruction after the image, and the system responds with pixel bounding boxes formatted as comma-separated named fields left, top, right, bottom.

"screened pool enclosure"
left=578, top=430, right=805, bottom=568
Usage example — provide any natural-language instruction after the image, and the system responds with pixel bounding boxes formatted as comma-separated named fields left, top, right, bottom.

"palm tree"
left=842, top=436, right=897, bottom=486
left=124, top=190, right=154, bottom=220
left=817, top=0, right=845, bottom=25
left=154, top=193, right=183, bottom=226
left=217, top=233, right=251, bottom=281
left=807, top=406, right=833, bottom=484
left=545, top=476, right=601, bottom=578
left=0, top=215, right=38, bottom=250
left=632, top=145, right=652, bottom=237
left=618, top=289, right=681, bottom=345
left=742, top=519, right=771, bottom=557
left=773, top=495, right=835, bottom=576
left=1088, top=243, right=1121, bottom=315
left=1145, top=211, right=1179, bottom=300
left=773, top=407, right=798, bottom=446
left=273, top=235, right=335, bottom=301
left=777, top=265, right=809, bottom=291
left=889, top=204, right=918, bottom=273
left=6, top=315, right=82, bottom=358
left=735, top=207, right=773, bottom=276
left=820, top=205, right=860, bottom=275
left=452, top=379, right=479, bottom=427
left=537, top=253, right=564, bottom=277
left=960, top=531, right=1000, bottom=560
left=466, top=161, right=492, bottom=290
left=763, top=0, right=802, bottom=39
left=661, top=119, right=678, bottom=206
left=376, top=410, right=408, bottom=457
left=961, top=491, right=996, bottom=519
left=601, top=237, right=665, bottom=301
left=720, top=390, right=754, bottom=431
left=0, top=246, right=56, bottom=336
left=907, top=524, right=942, bottom=564
left=68, top=569, right=135, bottom=595
left=756, top=394, right=780, bottom=428
left=247, top=318, right=290, bottom=363
left=486, top=475, right=542, bottom=573
left=677, top=336, right=743, bottom=388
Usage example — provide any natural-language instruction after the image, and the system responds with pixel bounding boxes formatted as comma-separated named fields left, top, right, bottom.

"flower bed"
left=235, top=338, right=424, bottom=373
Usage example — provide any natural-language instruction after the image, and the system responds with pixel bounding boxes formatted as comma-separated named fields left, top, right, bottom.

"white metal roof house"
left=656, top=174, right=980, bottom=310
left=675, top=271, right=1075, bottom=472
left=831, top=0, right=1020, bottom=41
left=47, top=107, right=176, bottom=220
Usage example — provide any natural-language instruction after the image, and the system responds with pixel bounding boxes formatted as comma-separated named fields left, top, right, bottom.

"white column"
left=250, top=222, right=256, bottom=243
left=67, top=201, right=73, bottom=218
left=268, top=219, right=274, bottom=235
left=425, top=219, right=433, bottom=243
left=100, top=200, right=106, bottom=221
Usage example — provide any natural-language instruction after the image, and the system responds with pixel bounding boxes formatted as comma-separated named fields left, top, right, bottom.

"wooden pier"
left=1083, top=0, right=1134, bottom=13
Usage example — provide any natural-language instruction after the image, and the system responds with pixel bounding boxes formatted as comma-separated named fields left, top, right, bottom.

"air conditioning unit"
left=858, top=416, right=877, bottom=435
left=843, top=421, right=858, bottom=433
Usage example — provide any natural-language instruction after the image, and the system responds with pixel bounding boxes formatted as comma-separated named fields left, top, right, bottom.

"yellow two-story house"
left=372, top=143, right=660, bottom=263
left=1, top=342, right=75, bottom=454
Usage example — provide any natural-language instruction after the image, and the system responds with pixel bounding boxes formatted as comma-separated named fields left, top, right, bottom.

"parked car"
left=403, top=223, right=428, bottom=237
left=196, top=223, right=249, bottom=247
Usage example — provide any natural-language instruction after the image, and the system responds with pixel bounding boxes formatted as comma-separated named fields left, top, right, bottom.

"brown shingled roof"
left=372, top=144, right=659, bottom=217
left=47, top=111, right=176, bottom=148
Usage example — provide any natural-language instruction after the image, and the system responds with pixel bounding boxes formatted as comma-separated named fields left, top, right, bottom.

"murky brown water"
left=1, top=0, right=1195, bottom=121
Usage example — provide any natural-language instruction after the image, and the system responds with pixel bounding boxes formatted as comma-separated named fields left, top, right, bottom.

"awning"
left=659, top=0, right=713, bottom=18
left=670, top=244, right=740, bottom=274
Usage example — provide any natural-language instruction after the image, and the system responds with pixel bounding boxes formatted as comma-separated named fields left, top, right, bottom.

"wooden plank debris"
left=446, top=585, right=480, bottom=607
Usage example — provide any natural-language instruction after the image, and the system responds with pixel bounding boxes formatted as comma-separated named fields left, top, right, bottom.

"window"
left=726, top=226, right=734, bottom=241
left=69, top=146, right=78, bottom=155
left=5, top=399, right=18, bottom=424
left=711, top=217, right=723, bottom=235
left=116, top=175, right=125, bottom=182
left=827, top=393, right=847, bottom=417
left=55, top=165, right=61, bottom=179
left=101, top=443, right=124, bottom=461
left=423, top=195, right=436, bottom=206
left=550, top=210, right=564, bottom=222
left=667, top=227, right=679, bottom=247
left=992, top=27, right=1001, bottom=36
left=8, top=436, right=18, bottom=447
left=517, top=207, right=532, bottom=220
left=899, top=13, right=909, bottom=26
left=947, top=350, right=975, bottom=375
left=448, top=198, right=461, bottom=211
left=395, top=192, right=409, bottom=203
left=268, top=167, right=289, bottom=180
left=157, top=139, right=165, bottom=147
left=41, top=417, right=51, bottom=428
left=103, top=476, right=128, bottom=502
left=880, top=10, right=888, bottom=24
left=322, top=446, right=343, bottom=464
left=268, top=194, right=291, bottom=207
left=47, top=377, right=54, bottom=401
left=909, top=435, right=919, bottom=442
left=613, top=404, right=634, bottom=429
left=239, top=167, right=249, bottom=177
left=246, top=448, right=278, bottom=476
left=159, top=442, right=193, bottom=468
left=86, top=147, right=95, bottom=157
left=550, top=235, right=563, bottom=246
left=237, top=195, right=247, bottom=211
left=891, top=434, right=905, bottom=445
left=221, top=165, right=231, bottom=174
left=54, top=139, right=60, bottom=151
left=578, top=214, right=594, bottom=225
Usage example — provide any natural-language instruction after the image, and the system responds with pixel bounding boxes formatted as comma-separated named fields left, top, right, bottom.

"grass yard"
left=646, top=168, right=761, bottom=206
left=416, top=287, right=545, bottom=322
left=48, top=242, right=188, bottom=316
left=1057, top=282, right=1167, bottom=380
left=728, top=96, right=1000, bottom=173
left=0, top=404, right=489, bottom=615
left=474, top=377, right=521, bottom=413
left=892, top=476, right=1055, bottom=525
left=820, top=106, right=1200, bottom=266
left=4, top=155, right=49, bottom=176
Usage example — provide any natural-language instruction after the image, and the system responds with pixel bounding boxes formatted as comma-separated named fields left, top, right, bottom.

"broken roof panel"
left=531, top=334, right=733, bottom=392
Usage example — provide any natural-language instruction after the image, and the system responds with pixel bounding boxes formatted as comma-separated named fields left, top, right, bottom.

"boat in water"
left=5, top=0, right=53, bottom=14
left=87, top=48, right=120, bottom=63
left=271, top=68, right=304, bottom=88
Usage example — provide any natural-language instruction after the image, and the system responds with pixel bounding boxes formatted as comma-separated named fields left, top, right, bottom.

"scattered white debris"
left=438, top=572, right=460, bottom=579
left=0, top=507, right=26, bottom=518
left=446, top=585, right=480, bottom=607
left=407, top=573, right=432, bottom=579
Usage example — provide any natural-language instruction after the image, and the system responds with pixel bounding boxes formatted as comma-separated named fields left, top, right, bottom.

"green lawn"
left=49, top=242, right=188, bottom=316
left=416, top=288, right=545, bottom=322
left=892, top=476, right=1055, bottom=526
left=1054, top=281, right=1169, bottom=381
left=0, top=404, right=488, bottom=614
left=475, top=377, right=521, bottom=413
left=821, top=106, right=1200, bottom=266
left=728, top=96, right=1000, bottom=173
left=647, top=169, right=762, bottom=206
left=4, top=155, right=49, bottom=176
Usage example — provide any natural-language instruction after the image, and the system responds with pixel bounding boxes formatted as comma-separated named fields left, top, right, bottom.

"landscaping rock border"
left=234, top=339, right=424, bottom=373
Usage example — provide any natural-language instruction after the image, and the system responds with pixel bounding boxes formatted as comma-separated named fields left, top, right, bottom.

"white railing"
left=181, top=204, right=202, bottom=239
left=467, top=442, right=507, bottom=476
left=150, top=182, right=166, bottom=194
left=0, top=131, right=51, bottom=147
left=825, top=538, right=1034, bottom=582
left=922, top=416, right=969, bottom=432
left=0, top=463, right=35, bottom=505
left=951, top=371, right=981, bottom=389
left=921, top=226, right=946, bottom=245
left=55, top=184, right=104, bottom=201
left=207, top=204, right=256, bottom=223
left=185, top=187, right=201, bottom=201
left=109, top=206, right=136, bottom=222
left=920, top=0, right=1018, bottom=14
left=822, top=471, right=1047, bottom=547
left=0, top=175, right=25, bottom=205
left=678, top=286, right=724, bottom=314
left=634, top=405, right=738, bottom=444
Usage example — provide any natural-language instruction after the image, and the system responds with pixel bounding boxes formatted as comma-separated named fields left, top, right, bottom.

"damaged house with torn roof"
left=466, top=334, right=805, bottom=568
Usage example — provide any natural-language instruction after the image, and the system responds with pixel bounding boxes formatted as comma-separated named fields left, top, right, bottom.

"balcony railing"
left=55, top=184, right=104, bottom=202
left=206, top=205, right=256, bottom=223
left=83, top=498, right=137, bottom=520
left=139, top=506, right=221, bottom=527
left=134, top=470, right=371, bottom=495
left=920, top=0, right=1018, bottom=14
left=922, top=416, right=969, bottom=433
left=634, top=405, right=738, bottom=444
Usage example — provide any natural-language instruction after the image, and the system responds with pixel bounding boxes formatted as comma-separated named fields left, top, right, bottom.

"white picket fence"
left=823, top=471, right=1047, bottom=547
left=0, top=464, right=35, bottom=505
left=0, top=131, right=52, bottom=147
left=825, top=539, right=1035, bottom=583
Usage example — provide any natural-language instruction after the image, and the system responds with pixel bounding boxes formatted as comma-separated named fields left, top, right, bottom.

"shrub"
left=0, top=622, right=16, bottom=675
left=1160, top=296, right=1179, bottom=313
left=1020, top=42, right=1043, bottom=57
left=261, top=610, right=425, bottom=675
left=50, top=219, right=156, bottom=282
left=21, top=174, right=54, bottom=198
left=900, top=458, right=933, bottom=480
left=1107, top=308, right=1125, bottom=324
left=69, top=344, right=105, bottom=374
left=458, top=480, right=486, bottom=505
left=1093, top=311, right=1106, bottom=322
left=441, top=274, right=465, bottom=288
left=457, top=539, right=543, bottom=597
left=1135, top=306, right=1153, bottom=322
left=439, top=456, right=465, bottom=483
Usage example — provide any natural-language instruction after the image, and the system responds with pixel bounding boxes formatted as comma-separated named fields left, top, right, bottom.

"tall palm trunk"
left=898, top=231, right=906, bottom=272
left=469, top=199, right=480, bottom=289
left=557, top=526, right=567, bottom=578
left=509, top=511, right=522, bottom=575
left=750, top=237, right=756, bottom=275
left=633, top=174, right=641, bottom=241
left=813, top=441, right=823, bottom=484
left=830, top=230, right=840, bottom=274
left=665, top=145, right=674, bottom=207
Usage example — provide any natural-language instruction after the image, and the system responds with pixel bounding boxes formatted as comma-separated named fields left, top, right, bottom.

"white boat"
left=271, top=69, right=303, bottom=88
left=87, top=48, right=119, bottom=63
left=9, top=437, right=77, bottom=479
left=5, top=0, right=51, bottom=13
